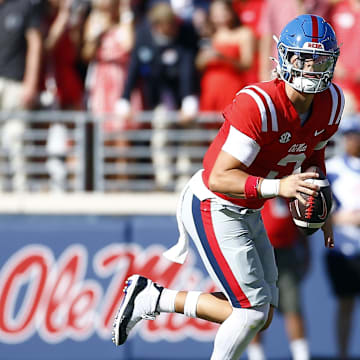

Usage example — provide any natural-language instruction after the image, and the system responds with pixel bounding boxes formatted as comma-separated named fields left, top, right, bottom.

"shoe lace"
left=141, top=311, right=160, bottom=320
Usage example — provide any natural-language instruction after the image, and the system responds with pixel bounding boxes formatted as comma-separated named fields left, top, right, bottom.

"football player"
left=113, top=14, right=344, bottom=359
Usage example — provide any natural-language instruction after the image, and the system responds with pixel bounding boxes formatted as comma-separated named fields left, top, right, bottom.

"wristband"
left=244, top=176, right=261, bottom=199
left=259, top=179, right=280, bottom=198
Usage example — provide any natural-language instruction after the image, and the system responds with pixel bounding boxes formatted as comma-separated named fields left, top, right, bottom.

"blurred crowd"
left=1, top=0, right=360, bottom=192
left=2, top=0, right=360, bottom=118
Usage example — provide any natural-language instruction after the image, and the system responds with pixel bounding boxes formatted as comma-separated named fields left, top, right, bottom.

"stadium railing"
left=0, top=109, right=222, bottom=195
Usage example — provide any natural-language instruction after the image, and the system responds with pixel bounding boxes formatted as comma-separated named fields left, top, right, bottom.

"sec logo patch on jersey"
left=279, top=132, right=292, bottom=143
left=289, top=166, right=333, bottom=235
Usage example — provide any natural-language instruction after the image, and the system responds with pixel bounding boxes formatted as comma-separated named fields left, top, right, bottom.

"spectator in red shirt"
left=232, top=0, right=265, bottom=83
left=196, top=0, right=256, bottom=112
left=41, top=0, right=86, bottom=110
left=41, top=0, right=88, bottom=192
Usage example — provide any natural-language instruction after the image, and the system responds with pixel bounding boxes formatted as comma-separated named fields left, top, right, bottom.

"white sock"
left=290, top=338, right=310, bottom=360
left=211, top=304, right=269, bottom=360
left=247, top=342, right=266, bottom=360
left=157, top=288, right=178, bottom=313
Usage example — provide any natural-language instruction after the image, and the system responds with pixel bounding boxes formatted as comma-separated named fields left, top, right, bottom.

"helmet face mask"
left=277, top=15, right=340, bottom=94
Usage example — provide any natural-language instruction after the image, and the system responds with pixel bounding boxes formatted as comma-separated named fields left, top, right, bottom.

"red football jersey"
left=202, top=78, right=344, bottom=208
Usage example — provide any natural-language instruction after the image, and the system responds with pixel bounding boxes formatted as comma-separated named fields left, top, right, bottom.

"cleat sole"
left=112, top=275, right=148, bottom=346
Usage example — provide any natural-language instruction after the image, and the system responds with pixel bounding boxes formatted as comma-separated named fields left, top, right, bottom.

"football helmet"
left=276, top=14, right=340, bottom=93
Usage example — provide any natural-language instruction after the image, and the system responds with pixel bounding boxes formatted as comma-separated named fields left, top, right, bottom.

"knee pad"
left=232, top=303, right=269, bottom=332
left=210, top=303, right=270, bottom=360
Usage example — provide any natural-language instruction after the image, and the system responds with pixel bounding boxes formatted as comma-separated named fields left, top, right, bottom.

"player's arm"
left=208, top=150, right=250, bottom=198
left=209, top=149, right=320, bottom=205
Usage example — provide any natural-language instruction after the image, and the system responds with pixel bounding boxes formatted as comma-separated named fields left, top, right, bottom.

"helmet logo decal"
left=304, top=42, right=324, bottom=49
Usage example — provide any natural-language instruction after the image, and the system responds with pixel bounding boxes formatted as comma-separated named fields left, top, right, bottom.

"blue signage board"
left=0, top=215, right=359, bottom=359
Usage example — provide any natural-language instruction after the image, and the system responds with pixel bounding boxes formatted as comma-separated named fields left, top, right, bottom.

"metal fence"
left=0, top=109, right=223, bottom=193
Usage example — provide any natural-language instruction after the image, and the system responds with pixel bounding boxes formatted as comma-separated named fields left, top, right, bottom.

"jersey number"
left=266, top=153, right=306, bottom=178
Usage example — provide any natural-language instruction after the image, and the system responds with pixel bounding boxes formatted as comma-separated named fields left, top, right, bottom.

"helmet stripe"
left=311, top=15, right=319, bottom=42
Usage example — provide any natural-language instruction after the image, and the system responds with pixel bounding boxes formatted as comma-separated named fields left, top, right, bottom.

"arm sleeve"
left=221, top=125, right=260, bottom=166
left=25, top=0, right=43, bottom=31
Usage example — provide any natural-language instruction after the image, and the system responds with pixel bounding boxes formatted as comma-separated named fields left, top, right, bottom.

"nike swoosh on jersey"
left=314, top=129, right=325, bottom=136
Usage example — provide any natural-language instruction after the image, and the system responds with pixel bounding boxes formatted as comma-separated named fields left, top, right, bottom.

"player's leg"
left=175, top=291, right=232, bottom=323
left=181, top=191, right=274, bottom=359
left=112, top=279, right=247, bottom=346
left=175, top=291, right=274, bottom=328
left=113, top=188, right=275, bottom=358
left=260, top=304, right=274, bottom=331
left=245, top=212, right=279, bottom=360
left=111, top=185, right=236, bottom=347
left=111, top=278, right=234, bottom=346
left=114, top=280, right=269, bottom=357
left=251, top=213, right=279, bottom=332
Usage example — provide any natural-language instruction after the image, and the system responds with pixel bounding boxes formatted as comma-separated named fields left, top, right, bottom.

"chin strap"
left=269, top=57, right=281, bottom=79
left=270, top=35, right=281, bottom=80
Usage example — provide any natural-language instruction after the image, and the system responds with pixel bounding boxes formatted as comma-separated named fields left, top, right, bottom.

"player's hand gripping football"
left=278, top=172, right=320, bottom=206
